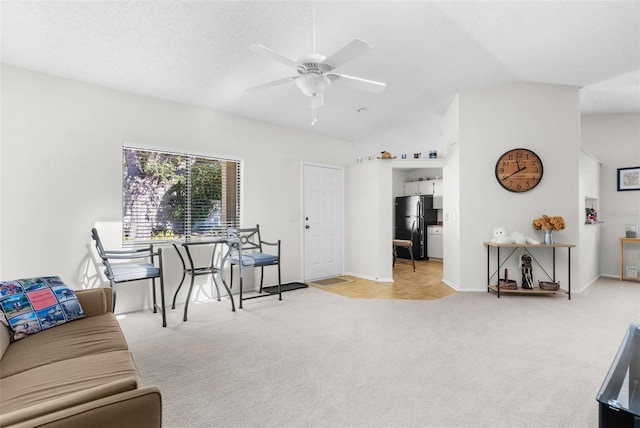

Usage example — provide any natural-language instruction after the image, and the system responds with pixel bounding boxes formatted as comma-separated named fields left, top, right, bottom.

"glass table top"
left=597, top=323, right=640, bottom=417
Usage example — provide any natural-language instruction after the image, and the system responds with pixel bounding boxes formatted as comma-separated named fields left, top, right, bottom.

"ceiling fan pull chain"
left=311, top=98, right=317, bottom=126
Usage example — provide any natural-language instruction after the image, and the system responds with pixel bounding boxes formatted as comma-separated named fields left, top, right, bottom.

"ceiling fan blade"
left=321, top=39, right=371, bottom=70
left=248, top=44, right=301, bottom=69
left=328, top=73, right=387, bottom=94
left=247, top=76, right=298, bottom=92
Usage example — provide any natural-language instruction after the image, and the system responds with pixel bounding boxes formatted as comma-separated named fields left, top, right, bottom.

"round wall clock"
left=495, top=148, right=543, bottom=192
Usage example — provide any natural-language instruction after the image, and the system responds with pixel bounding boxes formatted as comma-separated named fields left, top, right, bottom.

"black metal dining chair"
left=393, top=219, right=416, bottom=272
left=226, top=225, right=281, bottom=309
left=91, top=228, right=167, bottom=327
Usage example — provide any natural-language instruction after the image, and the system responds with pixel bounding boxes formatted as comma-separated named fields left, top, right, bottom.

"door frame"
left=301, top=162, right=345, bottom=281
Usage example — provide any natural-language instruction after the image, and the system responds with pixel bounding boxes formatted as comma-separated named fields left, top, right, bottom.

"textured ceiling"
left=2, top=1, right=639, bottom=149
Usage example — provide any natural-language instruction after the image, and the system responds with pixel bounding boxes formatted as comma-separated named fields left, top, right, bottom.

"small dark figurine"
left=521, top=253, right=534, bottom=289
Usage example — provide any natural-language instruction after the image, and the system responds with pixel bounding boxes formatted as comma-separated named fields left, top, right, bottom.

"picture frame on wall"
left=617, top=166, right=640, bottom=191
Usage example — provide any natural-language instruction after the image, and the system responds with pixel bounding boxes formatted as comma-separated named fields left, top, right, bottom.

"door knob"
left=305, top=225, right=310, bottom=229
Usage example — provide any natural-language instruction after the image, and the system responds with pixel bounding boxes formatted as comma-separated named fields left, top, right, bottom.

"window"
left=122, top=146, right=240, bottom=243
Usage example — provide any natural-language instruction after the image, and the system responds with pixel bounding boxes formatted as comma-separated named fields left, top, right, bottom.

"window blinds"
left=122, top=146, right=240, bottom=243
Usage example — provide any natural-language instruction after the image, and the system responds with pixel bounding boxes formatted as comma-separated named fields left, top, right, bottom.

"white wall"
left=581, top=114, right=640, bottom=277
left=579, top=150, right=601, bottom=286
left=456, top=82, right=581, bottom=292
left=346, top=159, right=446, bottom=281
left=345, top=161, right=393, bottom=281
left=442, top=94, right=460, bottom=289
left=1, top=65, right=352, bottom=312
left=352, top=111, right=444, bottom=162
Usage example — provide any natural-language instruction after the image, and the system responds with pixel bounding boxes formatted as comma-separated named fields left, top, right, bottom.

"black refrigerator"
left=395, top=195, right=438, bottom=260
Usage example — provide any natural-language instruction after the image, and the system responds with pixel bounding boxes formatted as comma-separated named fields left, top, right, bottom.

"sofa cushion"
left=0, top=313, right=128, bottom=378
left=0, top=276, right=85, bottom=341
left=0, top=350, right=141, bottom=414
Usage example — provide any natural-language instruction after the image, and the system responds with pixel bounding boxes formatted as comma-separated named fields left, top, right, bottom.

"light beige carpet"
left=117, top=276, right=638, bottom=428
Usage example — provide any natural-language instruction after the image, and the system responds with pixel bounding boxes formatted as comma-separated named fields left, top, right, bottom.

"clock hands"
left=502, top=166, right=527, bottom=181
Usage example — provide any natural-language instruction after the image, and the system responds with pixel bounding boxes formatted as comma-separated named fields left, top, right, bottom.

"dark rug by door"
left=262, top=282, right=308, bottom=294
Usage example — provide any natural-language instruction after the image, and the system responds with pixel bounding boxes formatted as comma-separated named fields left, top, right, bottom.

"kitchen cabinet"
left=404, top=181, right=430, bottom=195
left=427, top=225, right=443, bottom=259
left=404, top=178, right=442, bottom=196
left=429, top=179, right=443, bottom=196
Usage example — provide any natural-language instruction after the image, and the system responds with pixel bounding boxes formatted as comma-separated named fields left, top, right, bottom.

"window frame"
left=121, top=144, right=242, bottom=244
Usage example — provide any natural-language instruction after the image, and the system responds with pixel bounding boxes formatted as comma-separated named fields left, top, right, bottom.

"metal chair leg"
left=277, top=264, right=282, bottom=301
left=239, top=265, right=244, bottom=309
left=172, top=270, right=186, bottom=310
left=183, top=274, right=196, bottom=322
left=171, top=243, right=187, bottom=309
left=409, top=245, right=415, bottom=272
left=151, top=277, right=158, bottom=313
left=111, top=282, right=117, bottom=311
left=159, top=275, right=167, bottom=328
left=392, top=245, right=397, bottom=267
left=259, top=266, right=264, bottom=293
left=212, top=272, right=221, bottom=301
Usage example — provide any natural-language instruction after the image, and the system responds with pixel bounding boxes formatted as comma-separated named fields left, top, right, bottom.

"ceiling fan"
left=247, top=16, right=386, bottom=125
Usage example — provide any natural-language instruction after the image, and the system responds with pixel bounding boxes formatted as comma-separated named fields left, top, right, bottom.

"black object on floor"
left=262, top=282, right=308, bottom=294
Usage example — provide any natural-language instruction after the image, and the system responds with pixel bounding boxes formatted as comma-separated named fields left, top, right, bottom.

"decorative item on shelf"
left=539, top=280, right=560, bottom=291
left=490, top=227, right=540, bottom=245
left=585, top=206, right=598, bottom=224
left=401, top=153, right=407, bottom=159
left=499, top=268, right=518, bottom=290
left=413, top=152, right=421, bottom=159
left=429, top=150, right=437, bottom=159
left=626, top=224, right=638, bottom=238
left=377, top=151, right=396, bottom=160
left=520, top=254, right=533, bottom=289
left=532, top=215, right=566, bottom=245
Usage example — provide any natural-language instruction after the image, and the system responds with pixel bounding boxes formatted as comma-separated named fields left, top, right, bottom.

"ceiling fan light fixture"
left=295, top=73, right=330, bottom=97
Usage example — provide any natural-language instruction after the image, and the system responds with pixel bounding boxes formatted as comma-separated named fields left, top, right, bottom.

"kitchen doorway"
left=392, top=166, right=444, bottom=282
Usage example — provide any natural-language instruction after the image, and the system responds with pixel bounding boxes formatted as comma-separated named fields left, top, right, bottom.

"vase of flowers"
left=532, top=215, right=566, bottom=245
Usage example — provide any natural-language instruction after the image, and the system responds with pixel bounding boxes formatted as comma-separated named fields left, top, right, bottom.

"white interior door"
left=303, top=164, right=344, bottom=281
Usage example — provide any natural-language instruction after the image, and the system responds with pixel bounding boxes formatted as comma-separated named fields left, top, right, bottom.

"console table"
left=619, top=237, right=640, bottom=282
left=484, top=241, right=575, bottom=299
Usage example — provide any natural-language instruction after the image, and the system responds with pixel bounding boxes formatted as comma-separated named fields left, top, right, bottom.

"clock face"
left=495, top=148, right=543, bottom=192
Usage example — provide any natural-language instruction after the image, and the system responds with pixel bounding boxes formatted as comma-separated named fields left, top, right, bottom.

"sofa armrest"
left=2, top=384, right=161, bottom=428
left=75, top=288, right=113, bottom=316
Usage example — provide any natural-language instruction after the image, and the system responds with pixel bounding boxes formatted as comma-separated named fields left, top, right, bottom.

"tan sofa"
left=0, top=287, right=162, bottom=428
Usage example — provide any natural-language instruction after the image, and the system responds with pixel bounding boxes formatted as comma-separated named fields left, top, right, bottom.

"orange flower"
left=532, top=215, right=565, bottom=231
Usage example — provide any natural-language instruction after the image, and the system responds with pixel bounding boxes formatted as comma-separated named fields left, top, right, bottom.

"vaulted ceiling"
left=2, top=1, right=639, bottom=149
